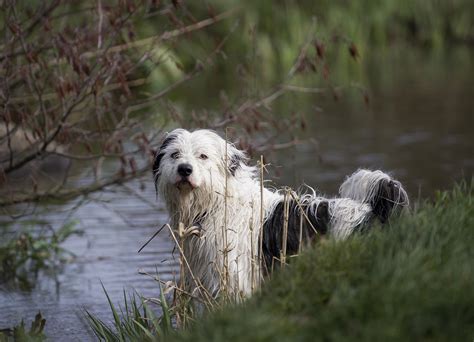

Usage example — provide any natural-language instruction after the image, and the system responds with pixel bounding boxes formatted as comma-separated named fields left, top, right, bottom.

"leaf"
left=349, top=42, right=359, bottom=60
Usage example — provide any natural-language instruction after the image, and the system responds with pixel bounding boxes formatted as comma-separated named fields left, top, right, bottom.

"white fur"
left=155, top=129, right=407, bottom=299
left=156, top=129, right=280, bottom=298
left=339, top=169, right=409, bottom=207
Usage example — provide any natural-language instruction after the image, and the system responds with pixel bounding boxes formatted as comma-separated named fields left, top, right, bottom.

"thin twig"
left=138, top=224, right=166, bottom=253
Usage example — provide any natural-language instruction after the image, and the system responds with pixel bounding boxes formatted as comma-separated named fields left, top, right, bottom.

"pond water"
left=0, top=180, right=177, bottom=340
left=263, top=47, right=473, bottom=197
left=0, top=47, right=473, bottom=340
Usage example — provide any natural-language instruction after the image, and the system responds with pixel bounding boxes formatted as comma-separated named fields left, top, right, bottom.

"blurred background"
left=1, top=0, right=473, bottom=339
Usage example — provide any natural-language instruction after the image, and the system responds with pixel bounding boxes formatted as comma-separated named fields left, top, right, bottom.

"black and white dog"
left=153, top=129, right=409, bottom=299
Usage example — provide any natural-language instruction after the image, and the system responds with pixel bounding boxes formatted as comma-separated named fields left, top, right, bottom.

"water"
left=0, top=48, right=473, bottom=340
left=0, top=181, right=178, bottom=340
left=272, top=48, right=474, bottom=197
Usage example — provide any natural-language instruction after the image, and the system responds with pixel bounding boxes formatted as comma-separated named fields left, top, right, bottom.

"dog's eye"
left=170, top=152, right=180, bottom=159
left=199, top=154, right=208, bottom=160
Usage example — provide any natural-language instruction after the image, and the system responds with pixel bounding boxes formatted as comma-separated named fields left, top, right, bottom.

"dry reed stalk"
left=178, top=222, right=186, bottom=314
left=165, top=223, right=214, bottom=308
left=137, top=223, right=166, bottom=253
left=281, top=188, right=290, bottom=266
left=288, top=190, right=320, bottom=235
left=299, top=210, right=304, bottom=254
left=138, top=269, right=202, bottom=301
left=249, top=215, right=255, bottom=293
left=259, top=155, right=265, bottom=281
left=221, top=128, right=230, bottom=301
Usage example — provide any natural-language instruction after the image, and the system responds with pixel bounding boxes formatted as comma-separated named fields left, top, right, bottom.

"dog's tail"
left=338, top=169, right=409, bottom=224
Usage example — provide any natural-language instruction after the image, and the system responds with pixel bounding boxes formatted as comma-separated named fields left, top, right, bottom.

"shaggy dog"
left=153, top=129, right=409, bottom=299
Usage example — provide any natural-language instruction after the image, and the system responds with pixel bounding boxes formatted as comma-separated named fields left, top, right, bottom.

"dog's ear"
left=153, top=132, right=178, bottom=181
left=227, top=144, right=247, bottom=176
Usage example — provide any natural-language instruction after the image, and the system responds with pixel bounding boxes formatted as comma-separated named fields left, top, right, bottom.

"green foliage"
left=136, top=0, right=474, bottom=115
left=172, top=182, right=474, bottom=341
left=85, top=283, right=174, bottom=341
left=0, top=312, right=46, bottom=342
left=218, top=0, right=474, bottom=49
left=0, top=221, right=82, bottom=288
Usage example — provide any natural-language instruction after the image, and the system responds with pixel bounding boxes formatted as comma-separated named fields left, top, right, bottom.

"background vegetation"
left=2, top=0, right=473, bottom=207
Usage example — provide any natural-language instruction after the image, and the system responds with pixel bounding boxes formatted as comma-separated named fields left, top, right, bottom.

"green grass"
left=171, top=182, right=474, bottom=341
left=85, top=282, right=173, bottom=341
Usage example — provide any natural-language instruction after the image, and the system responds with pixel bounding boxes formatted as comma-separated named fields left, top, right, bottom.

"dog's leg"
left=339, top=169, right=409, bottom=223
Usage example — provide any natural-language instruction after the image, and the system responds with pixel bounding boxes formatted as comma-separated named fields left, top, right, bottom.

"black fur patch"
left=153, top=134, right=177, bottom=183
left=228, top=153, right=244, bottom=176
left=371, top=180, right=407, bottom=223
left=261, top=199, right=330, bottom=273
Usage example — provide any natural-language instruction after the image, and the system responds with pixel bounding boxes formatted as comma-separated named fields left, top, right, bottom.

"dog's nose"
left=177, top=163, right=193, bottom=177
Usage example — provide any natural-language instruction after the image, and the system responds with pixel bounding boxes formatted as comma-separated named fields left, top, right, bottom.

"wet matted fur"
left=153, top=129, right=409, bottom=299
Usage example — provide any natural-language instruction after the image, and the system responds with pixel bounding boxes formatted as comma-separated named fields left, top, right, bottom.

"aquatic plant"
left=0, top=220, right=81, bottom=289
left=0, top=312, right=46, bottom=342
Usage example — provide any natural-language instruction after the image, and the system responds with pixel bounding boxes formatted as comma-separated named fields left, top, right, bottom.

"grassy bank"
left=171, top=182, right=474, bottom=341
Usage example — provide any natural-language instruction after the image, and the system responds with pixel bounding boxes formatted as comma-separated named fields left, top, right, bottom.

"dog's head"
left=153, top=129, right=249, bottom=199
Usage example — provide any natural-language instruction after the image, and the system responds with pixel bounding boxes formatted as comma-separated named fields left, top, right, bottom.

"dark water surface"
left=272, top=48, right=473, bottom=197
left=1, top=48, right=473, bottom=340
